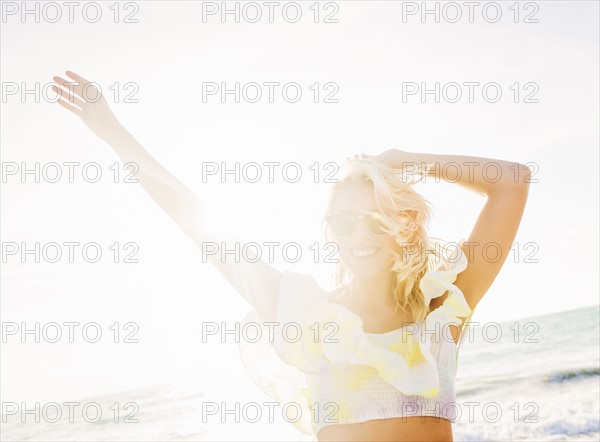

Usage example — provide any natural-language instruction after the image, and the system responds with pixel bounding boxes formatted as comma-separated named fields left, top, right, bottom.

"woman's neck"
left=348, top=271, right=400, bottom=314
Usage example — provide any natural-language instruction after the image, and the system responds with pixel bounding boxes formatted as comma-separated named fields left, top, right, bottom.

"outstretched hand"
left=52, top=71, right=122, bottom=141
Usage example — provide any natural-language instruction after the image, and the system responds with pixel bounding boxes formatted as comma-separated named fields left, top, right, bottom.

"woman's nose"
left=352, top=217, right=372, bottom=238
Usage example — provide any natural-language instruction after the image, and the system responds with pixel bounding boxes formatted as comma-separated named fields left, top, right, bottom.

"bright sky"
left=1, top=0, right=598, bottom=426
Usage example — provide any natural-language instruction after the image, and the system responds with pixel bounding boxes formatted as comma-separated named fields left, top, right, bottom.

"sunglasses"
left=325, top=212, right=387, bottom=237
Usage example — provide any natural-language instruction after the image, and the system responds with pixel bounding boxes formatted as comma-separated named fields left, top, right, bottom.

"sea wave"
left=544, top=367, right=600, bottom=384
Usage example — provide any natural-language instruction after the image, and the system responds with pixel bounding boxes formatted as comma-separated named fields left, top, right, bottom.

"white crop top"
left=237, top=240, right=473, bottom=438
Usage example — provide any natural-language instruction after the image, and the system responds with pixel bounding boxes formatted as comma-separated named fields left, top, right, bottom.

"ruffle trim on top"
left=237, top=239, right=472, bottom=436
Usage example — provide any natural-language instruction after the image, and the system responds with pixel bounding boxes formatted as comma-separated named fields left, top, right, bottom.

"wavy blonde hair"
left=321, top=157, right=455, bottom=323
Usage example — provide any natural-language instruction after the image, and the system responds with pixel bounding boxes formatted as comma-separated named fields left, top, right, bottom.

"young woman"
left=52, top=71, right=531, bottom=441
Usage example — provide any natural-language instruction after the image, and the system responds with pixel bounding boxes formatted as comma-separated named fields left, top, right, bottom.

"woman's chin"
left=345, top=262, right=390, bottom=280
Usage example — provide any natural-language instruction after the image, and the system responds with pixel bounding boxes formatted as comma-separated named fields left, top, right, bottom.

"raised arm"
left=52, top=71, right=282, bottom=321
left=370, top=149, right=531, bottom=314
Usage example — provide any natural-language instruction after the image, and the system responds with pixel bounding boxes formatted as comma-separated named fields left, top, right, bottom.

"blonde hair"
left=321, top=157, right=454, bottom=323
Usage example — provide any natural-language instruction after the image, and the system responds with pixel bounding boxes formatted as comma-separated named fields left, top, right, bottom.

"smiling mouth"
left=351, top=247, right=380, bottom=258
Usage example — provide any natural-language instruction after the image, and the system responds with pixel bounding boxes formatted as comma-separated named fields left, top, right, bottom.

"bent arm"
left=409, top=151, right=532, bottom=311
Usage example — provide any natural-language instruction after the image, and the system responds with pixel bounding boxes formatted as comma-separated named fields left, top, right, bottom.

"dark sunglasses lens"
left=329, top=216, right=355, bottom=236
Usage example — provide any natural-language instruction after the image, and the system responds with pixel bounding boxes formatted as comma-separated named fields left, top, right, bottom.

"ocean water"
left=2, top=305, right=599, bottom=441
left=452, top=305, right=600, bottom=441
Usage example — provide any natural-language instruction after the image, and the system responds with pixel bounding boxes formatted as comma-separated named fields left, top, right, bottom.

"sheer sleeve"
left=237, top=270, right=326, bottom=437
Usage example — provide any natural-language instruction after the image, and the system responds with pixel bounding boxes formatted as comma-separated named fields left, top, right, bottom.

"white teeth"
left=352, top=248, right=378, bottom=257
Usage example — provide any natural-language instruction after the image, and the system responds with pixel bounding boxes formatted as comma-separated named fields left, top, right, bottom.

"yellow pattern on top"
left=237, top=239, right=472, bottom=436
